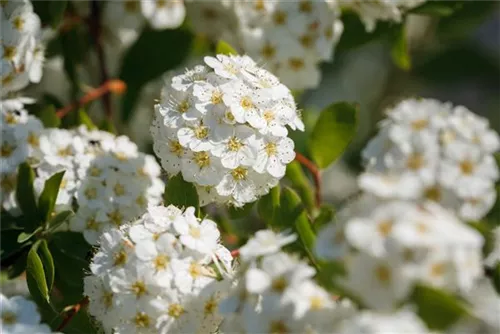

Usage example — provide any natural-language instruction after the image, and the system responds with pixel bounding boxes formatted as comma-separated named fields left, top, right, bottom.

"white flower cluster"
left=1, top=0, right=44, bottom=97
left=187, top=0, right=344, bottom=90
left=84, top=205, right=233, bottom=334
left=233, top=0, right=344, bottom=90
left=151, top=54, right=303, bottom=207
left=1, top=99, right=43, bottom=213
left=485, top=226, right=500, bottom=268
left=0, top=294, right=55, bottom=334
left=315, top=199, right=484, bottom=311
left=0, top=101, right=163, bottom=243
left=340, top=0, right=426, bottom=32
left=219, top=229, right=356, bottom=333
left=359, top=98, right=500, bottom=221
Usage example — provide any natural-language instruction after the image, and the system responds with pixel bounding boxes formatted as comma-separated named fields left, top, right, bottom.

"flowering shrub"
left=1, top=1, right=499, bottom=334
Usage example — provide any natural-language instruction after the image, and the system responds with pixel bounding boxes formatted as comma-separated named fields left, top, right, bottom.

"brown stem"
left=294, top=152, right=322, bottom=207
left=89, top=0, right=112, bottom=120
left=55, top=80, right=126, bottom=118
left=56, top=297, right=89, bottom=332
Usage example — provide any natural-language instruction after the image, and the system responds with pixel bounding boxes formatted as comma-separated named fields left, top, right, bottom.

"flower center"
left=27, top=133, right=39, bottom=147
left=288, top=58, right=304, bottom=71
left=124, top=0, right=139, bottom=12
left=227, top=137, right=242, bottom=151
left=460, top=160, right=475, bottom=175
left=13, top=16, right=24, bottom=31
left=430, top=263, right=445, bottom=278
left=1, top=174, right=16, bottom=192
left=273, top=11, right=287, bottom=25
left=194, top=125, right=209, bottom=139
left=113, top=250, right=127, bottom=266
left=133, top=312, right=150, bottom=328
left=107, top=209, right=123, bottom=226
left=154, top=254, right=170, bottom=270
left=310, top=296, right=324, bottom=310
left=1, top=311, right=17, bottom=325
left=86, top=218, right=100, bottom=231
left=84, top=187, right=98, bottom=200
left=102, top=292, right=113, bottom=309
left=189, top=263, right=202, bottom=278
left=271, top=277, right=287, bottom=293
left=261, top=43, right=276, bottom=59
left=194, top=151, right=210, bottom=168
left=168, top=304, right=185, bottom=318
left=263, top=110, right=275, bottom=123
left=377, top=220, right=393, bottom=237
left=411, top=119, right=428, bottom=130
left=299, top=0, right=313, bottom=12
left=265, top=143, right=277, bottom=156
left=57, top=146, right=72, bottom=157
left=178, top=99, right=190, bottom=113
left=169, top=140, right=183, bottom=157
left=131, top=281, right=147, bottom=298
left=231, top=167, right=248, bottom=181
left=240, top=96, right=253, bottom=110
left=3, top=46, right=16, bottom=60
left=424, top=186, right=441, bottom=202
left=406, top=153, right=424, bottom=170
left=1, top=143, right=13, bottom=157
left=211, top=90, right=223, bottom=104
left=269, top=321, right=288, bottom=334
left=299, top=35, right=314, bottom=48
left=375, top=265, right=391, bottom=284
left=189, top=226, right=201, bottom=238
left=113, top=183, right=126, bottom=196
left=204, top=297, right=218, bottom=315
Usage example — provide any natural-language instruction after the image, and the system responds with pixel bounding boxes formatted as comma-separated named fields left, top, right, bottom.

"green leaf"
left=258, top=186, right=281, bottom=226
left=16, top=162, right=40, bottom=232
left=26, top=242, right=49, bottom=304
left=410, top=1, right=464, bottom=16
left=216, top=40, right=237, bottom=55
left=2, top=230, right=30, bottom=261
left=48, top=210, right=74, bottom=233
left=280, top=187, right=317, bottom=266
left=38, top=171, right=65, bottom=224
left=99, top=119, right=117, bottom=134
left=38, top=240, right=55, bottom=292
left=313, top=205, right=335, bottom=227
left=77, top=109, right=97, bottom=130
left=17, top=228, right=42, bottom=243
left=38, top=105, right=61, bottom=128
left=492, top=264, right=500, bottom=295
left=412, top=284, right=469, bottom=330
left=285, top=161, right=315, bottom=211
left=164, top=174, right=199, bottom=213
left=7, top=251, right=28, bottom=279
left=120, top=28, right=193, bottom=122
left=228, top=202, right=255, bottom=220
left=309, top=102, right=358, bottom=169
left=48, top=0, right=67, bottom=28
left=390, top=24, right=411, bottom=70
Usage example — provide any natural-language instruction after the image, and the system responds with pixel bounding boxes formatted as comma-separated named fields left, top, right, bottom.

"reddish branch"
left=89, top=0, right=112, bottom=120
left=56, top=297, right=89, bottom=332
left=230, top=249, right=240, bottom=258
left=294, top=152, right=322, bottom=207
left=55, top=80, right=126, bottom=118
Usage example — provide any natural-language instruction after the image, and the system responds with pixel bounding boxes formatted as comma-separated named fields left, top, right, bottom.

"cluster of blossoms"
left=359, top=98, right=500, bottom=221
left=0, top=100, right=164, bottom=244
left=187, top=0, right=344, bottom=90
left=84, top=205, right=233, bottom=334
left=151, top=54, right=302, bottom=207
left=0, top=294, right=55, bottom=333
left=316, top=198, right=484, bottom=310
left=340, top=0, right=426, bottom=32
left=218, top=229, right=356, bottom=333
left=1, top=0, right=44, bottom=97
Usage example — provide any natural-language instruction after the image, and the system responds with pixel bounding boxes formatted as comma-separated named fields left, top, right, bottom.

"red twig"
left=89, top=0, right=112, bottom=120
left=55, top=80, right=126, bottom=118
left=230, top=249, right=240, bottom=258
left=294, top=152, right=322, bottom=207
left=56, top=297, right=89, bottom=332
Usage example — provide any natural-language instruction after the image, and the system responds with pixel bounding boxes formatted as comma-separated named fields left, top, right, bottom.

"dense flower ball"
left=233, top=0, right=344, bottom=90
left=0, top=98, right=43, bottom=214
left=340, top=0, right=426, bottom=32
left=1, top=0, right=44, bottom=96
left=84, top=205, right=233, bottom=334
left=151, top=54, right=303, bottom=207
left=68, top=126, right=164, bottom=245
left=359, top=98, right=500, bottom=221
left=219, top=229, right=356, bottom=334
left=315, top=199, right=484, bottom=311
left=0, top=294, right=54, bottom=333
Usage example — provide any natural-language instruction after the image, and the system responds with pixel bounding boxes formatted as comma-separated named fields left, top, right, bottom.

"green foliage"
left=120, top=28, right=194, bottom=122
left=412, top=285, right=469, bottom=330
left=493, top=264, right=500, bottom=295
left=47, top=210, right=74, bottom=233
left=285, top=161, right=315, bottom=211
left=258, top=186, right=281, bottom=227
left=280, top=187, right=317, bottom=266
left=16, top=163, right=40, bottom=232
left=216, top=40, right=237, bottom=55
left=32, top=0, right=68, bottom=28
left=228, top=202, right=255, bottom=220
left=38, top=171, right=66, bottom=224
left=26, top=241, right=50, bottom=304
left=164, top=174, right=200, bottom=213
left=410, top=1, right=464, bottom=16
left=390, top=24, right=411, bottom=71
left=38, top=240, right=55, bottom=292
left=99, top=119, right=117, bottom=134
left=309, top=102, right=358, bottom=169
left=313, top=205, right=335, bottom=227
left=77, top=109, right=97, bottom=130
left=38, top=105, right=61, bottom=128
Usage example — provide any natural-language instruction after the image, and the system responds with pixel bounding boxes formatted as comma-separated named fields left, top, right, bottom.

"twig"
left=89, top=0, right=112, bottom=120
left=55, top=297, right=89, bottom=332
left=55, top=80, right=126, bottom=118
left=294, top=152, right=322, bottom=207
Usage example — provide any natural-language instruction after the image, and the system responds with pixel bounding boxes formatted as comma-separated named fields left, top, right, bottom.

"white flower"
left=152, top=54, right=302, bottom=206
left=173, top=208, right=220, bottom=255
left=0, top=293, right=54, bottom=333
left=141, top=0, right=186, bottom=30
left=239, top=229, right=297, bottom=261
left=85, top=205, right=231, bottom=334
left=359, top=98, right=500, bottom=221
